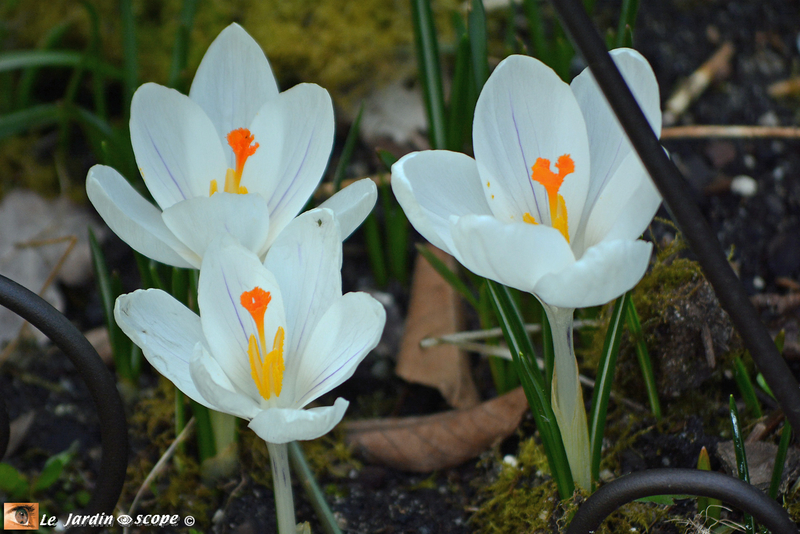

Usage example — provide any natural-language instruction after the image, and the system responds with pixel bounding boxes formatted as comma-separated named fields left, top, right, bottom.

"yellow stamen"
left=210, top=128, right=259, bottom=196
left=241, top=287, right=284, bottom=400
left=523, top=212, right=538, bottom=225
left=530, top=154, right=574, bottom=242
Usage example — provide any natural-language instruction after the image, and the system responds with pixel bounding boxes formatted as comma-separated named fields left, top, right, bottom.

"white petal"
left=391, top=150, right=492, bottom=254
left=264, top=209, right=342, bottom=366
left=578, top=151, right=661, bottom=251
left=189, top=23, right=280, bottom=167
left=533, top=239, right=653, bottom=308
left=291, top=293, right=385, bottom=408
left=449, top=214, right=575, bottom=293
left=248, top=398, right=349, bottom=443
left=161, top=192, right=271, bottom=260
left=130, top=83, right=227, bottom=209
left=473, top=55, right=590, bottom=237
left=114, top=289, right=211, bottom=408
left=190, top=343, right=261, bottom=419
left=86, top=165, right=198, bottom=268
left=198, top=235, right=286, bottom=398
left=318, top=178, right=377, bottom=240
left=242, top=83, right=335, bottom=247
left=571, top=48, right=661, bottom=232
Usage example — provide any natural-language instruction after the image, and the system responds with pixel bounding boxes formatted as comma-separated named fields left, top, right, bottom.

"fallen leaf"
left=395, top=245, right=479, bottom=409
left=345, top=387, right=528, bottom=472
left=3, top=411, right=35, bottom=460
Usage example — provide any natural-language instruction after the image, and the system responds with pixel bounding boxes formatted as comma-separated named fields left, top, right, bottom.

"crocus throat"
left=240, top=287, right=285, bottom=400
left=209, top=128, right=259, bottom=196
left=524, top=154, right=573, bottom=243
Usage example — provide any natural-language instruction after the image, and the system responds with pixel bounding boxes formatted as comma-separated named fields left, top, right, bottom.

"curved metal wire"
left=0, top=274, right=128, bottom=531
left=565, top=469, right=798, bottom=534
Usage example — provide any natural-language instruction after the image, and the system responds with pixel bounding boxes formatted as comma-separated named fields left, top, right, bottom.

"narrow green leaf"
left=446, top=34, right=473, bottom=152
left=383, top=182, right=409, bottom=285
left=0, top=50, right=121, bottom=77
left=171, top=267, right=189, bottom=306
left=589, top=292, right=629, bottom=486
left=191, top=401, right=216, bottom=462
left=80, top=1, right=108, bottom=121
left=733, top=356, right=763, bottom=419
left=377, top=149, right=398, bottom=172
left=289, top=442, right=344, bottom=534
left=486, top=280, right=574, bottom=499
left=415, top=243, right=478, bottom=309
left=120, top=0, right=139, bottom=115
left=410, top=0, right=447, bottom=149
left=363, top=212, right=388, bottom=287
left=696, top=446, right=721, bottom=521
left=0, top=103, right=62, bottom=140
left=769, top=423, right=792, bottom=500
left=333, top=103, right=364, bottom=192
left=468, top=0, right=489, bottom=91
left=134, top=251, right=154, bottom=289
left=34, top=444, right=76, bottom=492
left=729, top=395, right=756, bottom=534
left=0, top=463, right=29, bottom=499
left=541, top=301, right=554, bottom=392
left=522, top=0, right=552, bottom=65
left=167, top=0, right=199, bottom=90
left=635, top=494, right=691, bottom=505
left=16, top=20, right=73, bottom=109
left=614, top=0, right=640, bottom=48
left=626, top=300, right=661, bottom=419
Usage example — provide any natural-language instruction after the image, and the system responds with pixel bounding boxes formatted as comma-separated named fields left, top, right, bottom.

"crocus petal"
left=317, top=178, right=378, bottom=240
left=449, top=214, right=575, bottom=293
left=291, top=292, right=385, bottom=408
left=570, top=48, right=661, bottom=230
left=533, top=239, right=653, bottom=308
left=264, top=209, right=342, bottom=366
left=114, top=289, right=212, bottom=408
left=391, top=150, right=492, bottom=255
left=161, top=192, right=271, bottom=261
left=198, top=235, right=286, bottom=399
left=248, top=398, right=349, bottom=443
left=190, top=343, right=261, bottom=419
left=130, top=83, right=228, bottom=209
left=579, top=151, right=661, bottom=251
left=86, top=165, right=197, bottom=268
left=243, top=83, right=335, bottom=247
left=189, top=23, right=280, bottom=167
left=473, top=55, right=590, bottom=237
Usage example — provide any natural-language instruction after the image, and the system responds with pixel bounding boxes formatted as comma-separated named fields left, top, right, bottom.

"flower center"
left=209, top=128, right=259, bottom=196
left=523, top=154, right=573, bottom=243
left=240, top=286, right=284, bottom=400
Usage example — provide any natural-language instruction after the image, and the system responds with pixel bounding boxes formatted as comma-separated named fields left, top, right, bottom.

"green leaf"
left=522, top=0, right=552, bottom=65
left=446, top=34, right=473, bottom=152
left=383, top=182, right=409, bottom=285
left=167, top=0, right=199, bottom=91
left=614, top=0, right=640, bottom=48
left=0, top=50, right=121, bottom=77
left=333, top=103, right=364, bottom=192
left=415, top=243, right=478, bottom=309
left=468, top=0, right=489, bottom=91
left=729, top=395, right=756, bottom=534
left=635, top=494, right=691, bottom=505
left=626, top=300, right=661, bottom=419
left=696, top=446, right=721, bottom=521
left=0, top=463, right=29, bottom=499
left=377, top=149, right=398, bottom=172
left=0, top=104, right=62, bottom=140
left=363, top=212, right=387, bottom=287
left=733, top=356, right=763, bottom=419
left=486, top=280, right=574, bottom=499
left=289, top=442, right=344, bottom=534
left=589, top=292, right=628, bottom=486
left=769, top=423, right=791, bottom=500
left=34, top=444, right=77, bottom=492
left=410, top=0, right=447, bottom=149
left=120, top=0, right=139, bottom=115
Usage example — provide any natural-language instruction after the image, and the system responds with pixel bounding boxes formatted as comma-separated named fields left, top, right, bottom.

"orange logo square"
left=3, top=503, right=39, bottom=530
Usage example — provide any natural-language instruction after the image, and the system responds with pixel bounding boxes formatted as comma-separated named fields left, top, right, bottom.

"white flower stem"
left=267, top=442, right=296, bottom=533
left=543, top=303, right=592, bottom=490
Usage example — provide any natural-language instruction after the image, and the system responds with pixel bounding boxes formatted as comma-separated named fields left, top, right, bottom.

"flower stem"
left=543, top=303, right=591, bottom=490
left=267, top=442, right=296, bottom=533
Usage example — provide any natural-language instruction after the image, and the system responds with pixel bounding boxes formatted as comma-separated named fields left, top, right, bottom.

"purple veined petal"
left=242, top=83, right=335, bottom=247
left=198, top=235, right=286, bottom=399
left=190, top=343, right=261, bottom=420
left=473, top=55, right=590, bottom=238
left=248, top=398, right=349, bottom=443
left=130, top=83, right=228, bottom=209
left=114, top=289, right=212, bottom=408
left=290, top=292, right=385, bottom=409
left=86, top=165, right=198, bottom=268
left=189, top=23, right=280, bottom=167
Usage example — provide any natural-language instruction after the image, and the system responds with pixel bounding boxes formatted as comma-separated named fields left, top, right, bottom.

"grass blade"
left=487, top=280, right=574, bottom=499
left=589, top=292, right=628, bottom=486
left=696, top=446, right=721, bottom=522
left=415, top=243, right=478, bottom=309
left=410, top=0, right=447, bottom=149
left=289, top=442, right=344, bottom=534
left=377, top=149, right=398, bottom=172
left=468, top=0, right=489, bottom=91
left=733, top=355, right=763, bottom=419
left=446, top=33, right=473, bottom=152
left=626, top=299, right=661, bottom=419
left=0, top=103, right=62, bottom=139
left=769, top=422, right=792, bottom=500
left=363, top=212, right=387, bottom=287
left=383, top=181, right=409, bottom=285
left=120, top=0, right=139, bottom=114
left=541, top=301, right=554, bottom=392
left=729, top=395, right=756, bottom=534
left=167, top=0, right=199, bottom=90
left=333, top=103, right=364, bottom=192
left=522, top=0, right=552, bottom=65
left=16, top=20, right=72, bottom=109
left=614, top=0, right=640, bottom=48
left=0, top=50, right=122, bottom=77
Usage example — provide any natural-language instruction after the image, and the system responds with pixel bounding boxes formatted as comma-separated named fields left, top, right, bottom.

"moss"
left=0, top=134, right=60, bottom=198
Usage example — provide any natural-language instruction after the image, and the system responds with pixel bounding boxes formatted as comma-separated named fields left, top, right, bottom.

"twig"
left=750, top=293, right=800, bottom=315
left=661, top=125, right=800, bottom=140
left=419, top=319, right=600, bottom=348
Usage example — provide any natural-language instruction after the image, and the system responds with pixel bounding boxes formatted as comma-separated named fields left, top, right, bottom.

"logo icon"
left=117, top=514, right=133, bottom=526
left=3, top=503, right=39, bottom=530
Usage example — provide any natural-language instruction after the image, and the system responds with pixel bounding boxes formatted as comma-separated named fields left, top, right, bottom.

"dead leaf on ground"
left=3, top=411, right=35, bottom=460
left=395, top=245, right=480, bottom=409
left=345, top=387, right=528, bottom=472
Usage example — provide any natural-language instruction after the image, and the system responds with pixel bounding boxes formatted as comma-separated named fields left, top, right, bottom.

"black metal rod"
left=565, top=469, right=798, bottom=534
left=550, top=0, right=800, bottom=433
left=0, top=274, right=128, bottom=529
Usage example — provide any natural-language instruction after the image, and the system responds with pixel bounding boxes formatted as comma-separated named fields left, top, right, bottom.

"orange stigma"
left=210, top=128, right=258, bottom=196
left=241, top=287, right=284, bottom=400
left=526, top=154, right=574, bottom=242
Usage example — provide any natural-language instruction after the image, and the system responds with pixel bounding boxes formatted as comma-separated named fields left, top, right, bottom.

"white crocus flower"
left=391, top=49, right=662, bottom=489
left=115, top=209, right=385, bottom=532
left=87, top=23, right=376, bottom=269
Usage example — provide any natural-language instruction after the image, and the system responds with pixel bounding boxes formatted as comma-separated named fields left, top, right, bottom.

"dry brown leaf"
left=344, top=387, right=527, bottom=472
left=395, top=245, right=479, bottom=409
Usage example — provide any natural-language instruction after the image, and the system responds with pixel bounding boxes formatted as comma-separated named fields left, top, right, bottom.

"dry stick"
left=419, top=319, right=600, bottom=347
left=662, top=125, right=800, bottom=139
left=124, top=417, right=196, bottom=534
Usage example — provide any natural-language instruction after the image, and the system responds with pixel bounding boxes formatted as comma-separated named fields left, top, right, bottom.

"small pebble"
left=743, top=153, right=757, bottom=170
left=753, top=276, right=765, bottom=290
left=758, top=110, right=780, bottom=127
left=502, top=455, right=518, bottom=468
left=730, top=175, right=757, bottom=197
left=773, top=166, right=785, bottom=181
